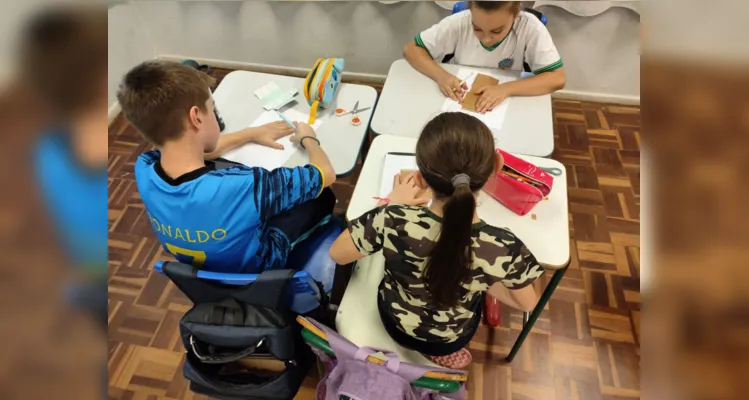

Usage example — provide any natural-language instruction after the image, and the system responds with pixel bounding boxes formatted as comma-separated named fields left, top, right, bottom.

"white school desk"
left=212, top=70, right=377, bottom=176
left=346, top=135, right=569, bottom=266
left=336, top=135, right=570, bottom=365
left=371, top=59, right=554, bottom=158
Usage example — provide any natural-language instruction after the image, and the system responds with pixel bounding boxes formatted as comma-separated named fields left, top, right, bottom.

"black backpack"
left=163, top=264, right=316, bottom=400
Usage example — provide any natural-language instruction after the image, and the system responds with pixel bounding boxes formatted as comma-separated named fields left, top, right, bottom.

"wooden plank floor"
left=107, top=68, right=641, bottom=399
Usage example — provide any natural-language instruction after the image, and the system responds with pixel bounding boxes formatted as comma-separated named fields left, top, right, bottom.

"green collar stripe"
left=414, top=34, right=434, bottom=59
left=533, top=59, right=564, bottom=75
left=479, top=33, right=509, bottom=52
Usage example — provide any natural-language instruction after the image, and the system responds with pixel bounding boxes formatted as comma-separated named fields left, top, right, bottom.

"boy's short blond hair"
left=117, top=61, right=216, bottom=146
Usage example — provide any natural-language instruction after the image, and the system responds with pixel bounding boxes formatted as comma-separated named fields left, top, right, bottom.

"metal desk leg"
left=505, top=266, right=569, bottom=362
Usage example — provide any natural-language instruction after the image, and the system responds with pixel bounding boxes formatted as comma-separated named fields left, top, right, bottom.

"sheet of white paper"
left=441, top=68, right=513, bottom=144
left=222, top=108, right=322, bottom=170
left=380, top=153, right=418, bottom=198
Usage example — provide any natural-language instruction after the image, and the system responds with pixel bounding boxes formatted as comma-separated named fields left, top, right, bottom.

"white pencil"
left=458, top=72, right=476, bottom=91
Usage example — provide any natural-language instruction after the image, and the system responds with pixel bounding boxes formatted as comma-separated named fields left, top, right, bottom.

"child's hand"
left=289, top=122, right=319, bottom=149
left=388, top=173, right=431, bottom=206
left=474, top=85, right=511, bottom=113
left=253, top=121, right=295, bottom=149
left=437, top=74, right=467, bottom=102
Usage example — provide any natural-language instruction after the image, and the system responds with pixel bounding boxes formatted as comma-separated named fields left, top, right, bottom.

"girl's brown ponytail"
left=424, top=175, right=476, bottom=307
left=416, top=113, right=496, bottom=307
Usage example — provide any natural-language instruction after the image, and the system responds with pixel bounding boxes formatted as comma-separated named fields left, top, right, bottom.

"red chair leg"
left=485, top=294, right=502, bottom=326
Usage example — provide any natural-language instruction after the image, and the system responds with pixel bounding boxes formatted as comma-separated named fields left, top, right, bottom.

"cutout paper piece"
left=462, top=73, right=499, bottom=112
left=394, top=170, right=431, bottom=204
left=254, top=82, right=298, bottom=110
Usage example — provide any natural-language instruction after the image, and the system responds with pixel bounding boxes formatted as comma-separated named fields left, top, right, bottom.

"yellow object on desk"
left=308, top=100, right=319, bottom=124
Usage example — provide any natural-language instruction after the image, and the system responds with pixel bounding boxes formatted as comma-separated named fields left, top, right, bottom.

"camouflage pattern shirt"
left=349, top=205, right=544, bottom=343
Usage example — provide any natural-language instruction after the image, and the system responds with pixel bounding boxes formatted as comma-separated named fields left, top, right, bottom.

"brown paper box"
left=473, top=73, right=500, bottom=89
left=236, top=356, right=287, bottom=373
left=393, top=170, right=431, bottom=204
left=462, top=73, right=499, bottom=112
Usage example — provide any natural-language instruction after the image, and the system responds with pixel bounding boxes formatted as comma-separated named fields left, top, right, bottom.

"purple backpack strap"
left=306, top=318, right=467, bottom=384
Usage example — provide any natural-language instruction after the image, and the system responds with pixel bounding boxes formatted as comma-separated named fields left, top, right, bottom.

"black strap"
left=210, top=298, right=245, bottom=326
left=161, top=261, right=294, bottom=309
left=244, top=269, right=295, bottom=309
left=190, top=335, right=265, bottom=364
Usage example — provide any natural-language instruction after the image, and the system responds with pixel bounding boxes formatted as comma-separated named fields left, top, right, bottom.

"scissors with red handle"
left=334, top=101, right=371, bottom=126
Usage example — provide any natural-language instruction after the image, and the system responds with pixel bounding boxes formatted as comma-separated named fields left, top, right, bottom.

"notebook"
left=380, top=153, right=418, bottom=198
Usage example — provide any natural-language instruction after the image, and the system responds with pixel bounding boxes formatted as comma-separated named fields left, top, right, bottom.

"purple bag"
left=305, top=318, right=467, bottom=400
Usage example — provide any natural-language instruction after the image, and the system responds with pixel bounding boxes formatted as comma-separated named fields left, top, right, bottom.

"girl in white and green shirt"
left=404, top=1, right=566, bottom=113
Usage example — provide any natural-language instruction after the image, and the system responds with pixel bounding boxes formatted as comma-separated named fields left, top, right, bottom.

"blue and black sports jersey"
left=134, top=151, right=324, bottom=273
left=34, top=132, right=108, bottom=273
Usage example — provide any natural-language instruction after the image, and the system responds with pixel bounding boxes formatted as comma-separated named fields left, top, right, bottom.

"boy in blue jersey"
left=117, top=61, right=337, bottom=273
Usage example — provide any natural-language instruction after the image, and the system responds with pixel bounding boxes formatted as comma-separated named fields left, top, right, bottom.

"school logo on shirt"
left=498, top=58, right=514, bottom=70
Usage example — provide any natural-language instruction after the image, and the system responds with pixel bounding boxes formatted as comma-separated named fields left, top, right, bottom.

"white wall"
left=108, top=1, right=156, bottom=108
left=538, top=4, right=640, bottom=100
left=120, top=0, right=640, bottom=103
left=135, top=0, right=447, bottom=77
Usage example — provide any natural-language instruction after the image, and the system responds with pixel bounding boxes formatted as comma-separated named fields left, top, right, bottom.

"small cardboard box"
left=462, top=73, right=499, bottom=112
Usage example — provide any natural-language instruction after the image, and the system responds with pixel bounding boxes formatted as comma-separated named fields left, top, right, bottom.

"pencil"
left=503, top=171, right=538, bottom=186
left=275, top=109, right=297, bottom=130
left=458, top=72, right=476, bottom=91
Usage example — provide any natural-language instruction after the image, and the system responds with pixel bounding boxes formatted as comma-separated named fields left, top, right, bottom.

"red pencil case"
left=482, top=149, right=554, bottom=216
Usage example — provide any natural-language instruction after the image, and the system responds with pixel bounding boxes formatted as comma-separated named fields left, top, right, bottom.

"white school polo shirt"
left=415, top=10, right=563, bottom=75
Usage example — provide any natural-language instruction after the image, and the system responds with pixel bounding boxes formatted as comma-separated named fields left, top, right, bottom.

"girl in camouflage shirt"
left=330, top=112, right=543, bottom=368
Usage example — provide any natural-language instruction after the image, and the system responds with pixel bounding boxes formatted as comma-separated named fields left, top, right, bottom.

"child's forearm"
left=304, top=139, right=337, bottom=187
left=204, top=128, right=258, bottom=160
left=502, top=68, right=566, bottom=97
left=403, top=42, right=451, bottom=83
